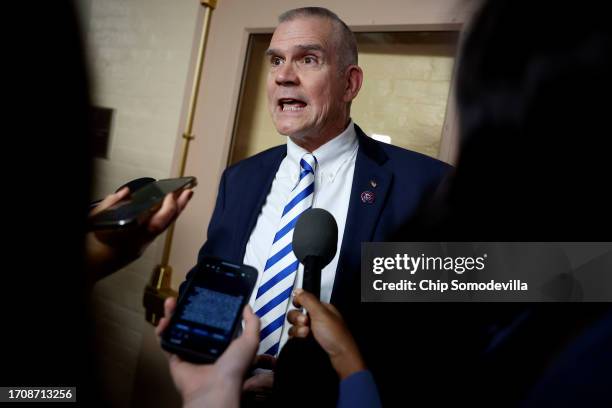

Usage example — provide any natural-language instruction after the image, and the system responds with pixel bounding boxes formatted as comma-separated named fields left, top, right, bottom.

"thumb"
left=90, top=187, right=130, bottom=216
left=293, top=289, right=327, bottom=318
left=242, top=305, right=261, bottom=343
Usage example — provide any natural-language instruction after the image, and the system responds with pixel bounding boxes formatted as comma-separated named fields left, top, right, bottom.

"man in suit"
left=182, top=6, right=450, bottom=401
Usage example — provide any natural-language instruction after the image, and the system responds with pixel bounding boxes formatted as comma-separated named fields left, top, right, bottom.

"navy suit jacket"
left=185, top=124, right=450, bottom=320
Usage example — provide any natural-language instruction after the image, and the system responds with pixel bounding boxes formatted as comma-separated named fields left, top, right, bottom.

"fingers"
left=240, top=305, right=261, bottom=351
left=176, top=189, right=193, bottom=213
left=287, top=307, right=310, bottom=338
left=148, top=190, right=194, bottom=234
left=292, top=289, right=326, bottom=317
left=165, top=296, right=177, bottom=317
left=155, top=297, right=176, bottom=336
left=288, top=324, right=309, bottom=338
left=253, top=354, right=277, bottom=370
left=286, top=309, right=309, bottom=326
left=215, top=305, right=261, bottom=378
left=90, top=187, right=130, bottom=216
left=243, top=371, right=274, bottom=393
left=156, top=317, right=168, bottom=337
left=147, top=193, right=178, bottom=233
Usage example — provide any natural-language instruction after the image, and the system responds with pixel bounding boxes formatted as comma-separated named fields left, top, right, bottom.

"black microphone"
left=273, top=208, right=340, bottom=407
left=292, top=208, right=338, bottom=299
left=89, top=177, right=156, bottom=209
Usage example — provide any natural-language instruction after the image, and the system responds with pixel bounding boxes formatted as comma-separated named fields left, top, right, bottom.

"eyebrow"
left=265, top=44, right=326, bottom=57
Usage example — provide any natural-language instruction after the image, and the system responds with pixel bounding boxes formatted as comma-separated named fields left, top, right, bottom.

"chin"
left=274, top=120, right=305, bottom=137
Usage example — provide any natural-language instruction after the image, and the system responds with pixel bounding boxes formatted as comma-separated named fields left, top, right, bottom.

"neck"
left=290, top=117, right=351, bottom=152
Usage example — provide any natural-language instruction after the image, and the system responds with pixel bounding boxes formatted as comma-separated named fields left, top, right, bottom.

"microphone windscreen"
left=292, top=208, right=338, bottom=268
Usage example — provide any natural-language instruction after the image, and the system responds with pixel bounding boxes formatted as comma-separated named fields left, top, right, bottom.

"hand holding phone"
left=161, top=257, right=258, bottom=363
left=86, top=178, right=195, bottom=280
left=157, top=295, right=261, bottom=407
left=89, top=176, right=197, bottom=230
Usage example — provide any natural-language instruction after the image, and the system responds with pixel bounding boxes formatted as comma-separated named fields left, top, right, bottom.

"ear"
left=343, top=65, right=363, bottom=103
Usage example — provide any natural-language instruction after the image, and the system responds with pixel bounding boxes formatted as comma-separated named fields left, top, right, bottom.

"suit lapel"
left=331, top=126, right=393, bottom=306
left=235, top=146, right=286, bottom=260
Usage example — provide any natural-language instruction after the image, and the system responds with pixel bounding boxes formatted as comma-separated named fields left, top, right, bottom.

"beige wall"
left=229, top=34, right=281, bottom=164
left=354, top=31, right=458, bottom=158
left=79, top=0, right=200, bottom=406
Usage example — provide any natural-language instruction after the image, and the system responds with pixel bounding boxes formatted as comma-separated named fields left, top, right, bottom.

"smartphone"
left=161, top=257, right=258, bottom=364
left=88, top=176, right=197, bottom=230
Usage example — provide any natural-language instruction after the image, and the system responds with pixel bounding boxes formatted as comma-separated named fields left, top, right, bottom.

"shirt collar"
left=286, top=120, right=358, bottom=181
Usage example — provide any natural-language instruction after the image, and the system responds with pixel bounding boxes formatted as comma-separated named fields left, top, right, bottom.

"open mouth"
left=278, top=98, right=307, bottom=112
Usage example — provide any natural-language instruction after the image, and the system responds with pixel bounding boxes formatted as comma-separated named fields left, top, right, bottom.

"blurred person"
left=369, top=0, right=612, bottom=406
left=444, top=1, right=612, bottom=406
left=2, top=1, right=193, bottom=405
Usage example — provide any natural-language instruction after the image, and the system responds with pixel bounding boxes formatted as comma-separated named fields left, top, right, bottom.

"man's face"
left=266, top=17, right=349, bottom=144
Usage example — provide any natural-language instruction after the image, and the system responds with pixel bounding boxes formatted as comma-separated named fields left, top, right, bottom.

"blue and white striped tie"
left=254, top=153, right=317, bottom=356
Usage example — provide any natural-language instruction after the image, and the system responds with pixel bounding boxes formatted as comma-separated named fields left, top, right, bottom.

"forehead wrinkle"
left=294, top=44, right=326, bottom=54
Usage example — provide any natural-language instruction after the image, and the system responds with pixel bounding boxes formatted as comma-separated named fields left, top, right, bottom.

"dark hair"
left=444, top=0, right=612, bottom=240
left=395, top=4, right=612, bottom=406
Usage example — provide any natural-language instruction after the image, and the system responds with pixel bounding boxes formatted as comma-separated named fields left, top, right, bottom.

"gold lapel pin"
left=370, top=179, right=377, bottom=188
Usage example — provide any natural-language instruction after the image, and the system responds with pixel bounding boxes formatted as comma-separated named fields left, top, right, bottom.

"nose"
left=275, top=61, right=299, bottom=86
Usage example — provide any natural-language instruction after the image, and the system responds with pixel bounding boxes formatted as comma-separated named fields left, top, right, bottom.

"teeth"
left=282, top=104, right=305, bottom=111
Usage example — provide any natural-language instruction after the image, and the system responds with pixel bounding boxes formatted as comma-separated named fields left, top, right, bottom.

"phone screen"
left=162, top=258, right=257, bottom=363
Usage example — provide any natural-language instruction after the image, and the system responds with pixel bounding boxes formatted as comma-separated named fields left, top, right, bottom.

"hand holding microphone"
left=287, top=289, right=366, bottom=380
left=274, top=208, right=366, bottom=405
left=289, top=207, right=365, bottom=377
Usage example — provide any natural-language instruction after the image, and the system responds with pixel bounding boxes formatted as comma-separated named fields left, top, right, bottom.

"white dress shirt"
left=243, top=120, right=358, bottom=353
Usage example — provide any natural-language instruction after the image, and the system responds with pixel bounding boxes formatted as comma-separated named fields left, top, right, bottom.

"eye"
left=270, top=56, right=283, bottom=66
left=303, top=56, right=317, bottom=64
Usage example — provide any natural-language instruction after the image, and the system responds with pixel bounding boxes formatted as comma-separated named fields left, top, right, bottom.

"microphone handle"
left=302, top=256, right=321, bottom=299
